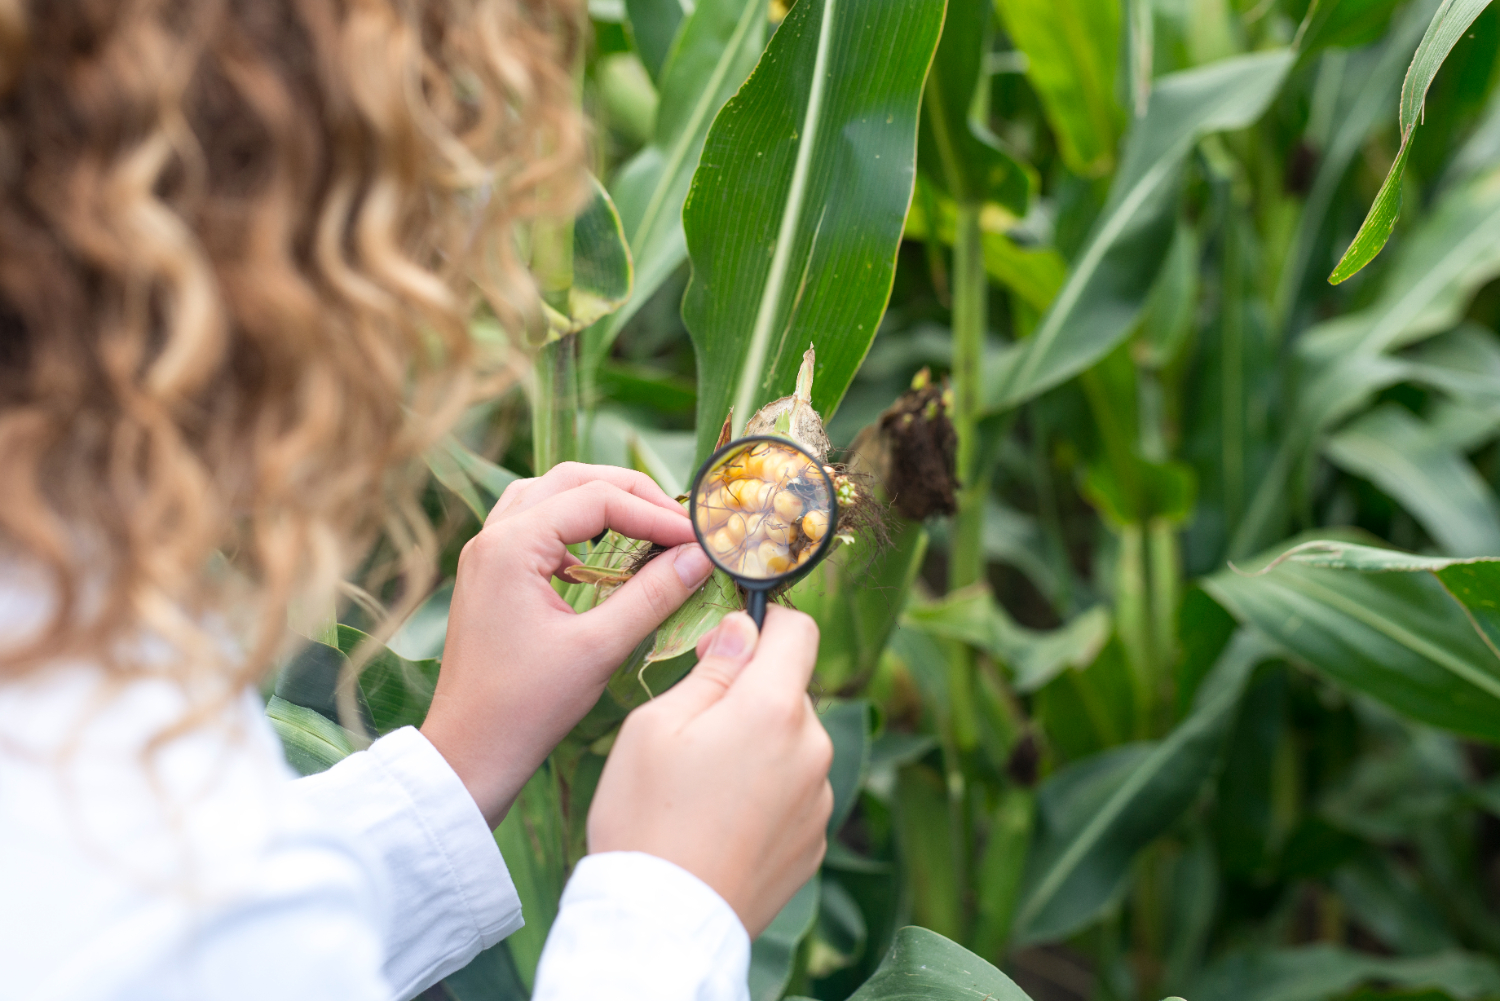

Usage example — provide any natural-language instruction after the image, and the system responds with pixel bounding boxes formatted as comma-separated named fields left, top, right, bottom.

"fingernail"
left=707, top=614, right=752, bottom=659
left=673, top=544, right=713, bottom=588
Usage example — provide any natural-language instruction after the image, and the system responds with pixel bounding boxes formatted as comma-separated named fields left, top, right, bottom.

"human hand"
left=421, top=462, right=715, bottom=828
left=586, top=607, right=833, bottom=937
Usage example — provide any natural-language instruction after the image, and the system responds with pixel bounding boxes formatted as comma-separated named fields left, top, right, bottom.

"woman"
left=0, top=2, right=832, bottom=999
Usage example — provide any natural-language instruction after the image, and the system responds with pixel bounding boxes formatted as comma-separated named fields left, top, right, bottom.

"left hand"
left=420, top=462, right=714, bottom=827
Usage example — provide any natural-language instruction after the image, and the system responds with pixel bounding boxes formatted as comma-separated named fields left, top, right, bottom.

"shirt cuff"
left=289, top=726, right=523, bottom=998
left=534, top=852, right=750, bottom=1001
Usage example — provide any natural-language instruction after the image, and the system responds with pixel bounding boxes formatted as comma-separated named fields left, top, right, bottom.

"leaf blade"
left=682, top=0, right=945, bottom=458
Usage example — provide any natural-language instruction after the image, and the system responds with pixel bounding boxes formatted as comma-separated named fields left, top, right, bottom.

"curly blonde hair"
left=0, top=0, right=584, bottom=707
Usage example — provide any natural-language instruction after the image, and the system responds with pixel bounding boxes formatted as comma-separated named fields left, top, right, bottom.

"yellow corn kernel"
left=757, top=540, right=790, bottom=574
left=708, top=526, right=740, bottom=558
left=762, top=518, right=793, bottom=544
left=739, top=547, right=768, bottom=578
left=801, top=509, right=828, bottom=543
left=697, top=489, right=732, bottom=530
left=773, top=490, right=804, bottom=522
left=729, top=511, right=764, bottom=541
left=726, top=477, right=773, bottom=511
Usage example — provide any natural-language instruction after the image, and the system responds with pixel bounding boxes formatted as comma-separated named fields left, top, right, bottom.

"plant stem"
left=530, top=206, right=580, bottom=475
left=947, top=202, right=986, bottom=754
left=533, top=333, right=580, bottom=475
left=949, top=202, right=986, bottom=591
left=1116, top=521, right=1153, bottom=739
left=1221, top=220, right=1245, bottom=536
left=1147, top=515, right=1180, bottom=717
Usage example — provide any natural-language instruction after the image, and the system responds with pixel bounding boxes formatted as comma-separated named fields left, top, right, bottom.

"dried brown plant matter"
left=0, top=0, right=585, bottom=714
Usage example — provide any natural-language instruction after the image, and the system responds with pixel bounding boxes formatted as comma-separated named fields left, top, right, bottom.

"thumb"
left=578, top=543, right=715, bottom=666
left=652, top=613, right=759, bottom=719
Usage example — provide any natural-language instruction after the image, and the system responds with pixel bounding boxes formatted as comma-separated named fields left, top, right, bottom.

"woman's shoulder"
left=0, top=662, right=386, bottom=999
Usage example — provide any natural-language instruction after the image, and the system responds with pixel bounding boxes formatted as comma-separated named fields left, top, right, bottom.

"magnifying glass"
left=689, top=435, right=839, bottom=630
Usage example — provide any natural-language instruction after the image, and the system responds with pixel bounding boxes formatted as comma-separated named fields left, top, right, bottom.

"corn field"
left=268, top=0, right=1500, bottom=999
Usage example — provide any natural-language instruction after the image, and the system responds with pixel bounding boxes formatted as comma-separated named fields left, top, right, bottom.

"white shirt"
left=0, top=663, right=751, bottom=1001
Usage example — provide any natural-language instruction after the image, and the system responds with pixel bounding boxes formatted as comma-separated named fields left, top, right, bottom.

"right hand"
left=587, top=606, right=833, bottom=938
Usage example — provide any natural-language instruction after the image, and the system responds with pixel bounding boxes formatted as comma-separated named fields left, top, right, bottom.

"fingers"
left=730, top=605, right=820, bottom=699
left=577, top=544, right=716, bottom=663
left=536, top=481, right=698, bottom=549
left=645, top=613, right=760, bottom=719
left=487, top=476, right=536, bottom=523
left=489, top=462, right=684, bottom=525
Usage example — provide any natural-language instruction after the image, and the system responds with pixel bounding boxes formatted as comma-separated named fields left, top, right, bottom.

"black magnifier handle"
left=746, top=589, right=768, bottom=631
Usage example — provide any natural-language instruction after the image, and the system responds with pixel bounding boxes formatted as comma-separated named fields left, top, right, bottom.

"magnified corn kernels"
left=758, top=540, right=792, bottom=574
left=741, top=448, right=770, bottom=479
left=720, top=512, right=749, bottom=545
left=698, top=489, right=732, bottom=529
left=726, top=477, right=773, bottom=511
left=762, top=518, right=793, bottom=545
left=773, top=490, right=804, bottom=522
left=730, top=511, right=764, bottom=540
left=802, top=509, right=828, bottom=542
left=707, top=527, right=739, bottom=557
left=739, top=548, right=768, bottom=578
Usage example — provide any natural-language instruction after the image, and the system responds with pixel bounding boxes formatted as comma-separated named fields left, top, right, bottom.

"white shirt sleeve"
left=0, top=660, right=750, bottom=1001
left=534, top=852, right=752, bottom=1001
left=288, top=727, right=525, bottom=999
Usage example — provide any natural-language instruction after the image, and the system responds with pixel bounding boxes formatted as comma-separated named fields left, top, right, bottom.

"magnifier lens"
left=692, top=439, right=834, bottom=582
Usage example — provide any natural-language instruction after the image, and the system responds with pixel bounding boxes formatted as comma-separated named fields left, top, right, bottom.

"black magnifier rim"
left=688, top=434, right=839, bottom=590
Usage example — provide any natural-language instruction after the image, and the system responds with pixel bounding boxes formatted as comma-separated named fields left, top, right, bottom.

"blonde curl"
left=0, top=0, right=585, bottom=720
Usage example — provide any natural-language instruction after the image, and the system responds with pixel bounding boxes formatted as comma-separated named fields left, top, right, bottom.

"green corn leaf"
left=1324, top=404, right=1500, bottom=557
left=270, top=626, right=439, bottom=744
left=585, top=0, right=767, bottom=376
left=625, top=0, right=687, bottom=81
left=1295, top=0, right=1408, bottom=54
left=333, top=625, right=440, bottom=735
left=917, top=0, right=1031, bottom=210
left=441, top=942, right=528, bottom=1001
left=1187, top=944, right=1500, bottom=1001
left=822, top=699, right=875, bottom=836
left=808, top=879, right=868, bottom=980
left=1236, top=169, right=1500, bottom=558
left=1331, top=852, right=1459, bottom=954
left=971, top=786, right=1036, bottom=960
left=905, top=184, right=1067, bottom=311
left=902, top=583, right=1112, bottom=693
left=1010, top=630, right=1272, bottom=943
left=1328, top=139, right=1415, bottom=286
left=425, top=435, right=521, bottom=521
left=1273, top=0, right=1437, bottom=333
left=745, top=701, right=871, bottom=998
left=791, top=521, right=929, bottom=692
left=1330, top=0, right=1496, bottom=283
left=265, top=695, right=355, bottom=777
left=682, top=0, right=945, bottom=459
left=388, top=581, right=454, bottom=662
left=843, top=925, right=1032, bottom=1001
left=645, top=566, right=739, bottom=662
left=1205, top=539, right=1500, bottom=742
left=893, top=762, right=964, bottom=939
left=495, top=762, right=568, bottom=991
left=993, top=0, right=1123, bottom=178
left=536, top=175, right=634, bottom=343
left=750, top=876, right=820, bottom=1001
left=984, top=50, right=1295, bottom=414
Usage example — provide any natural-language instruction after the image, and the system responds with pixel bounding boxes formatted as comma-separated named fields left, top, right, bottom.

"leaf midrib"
left=730, top=0, right=838, bottom=433
left=1280, top=572, right=1500, bottom=701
